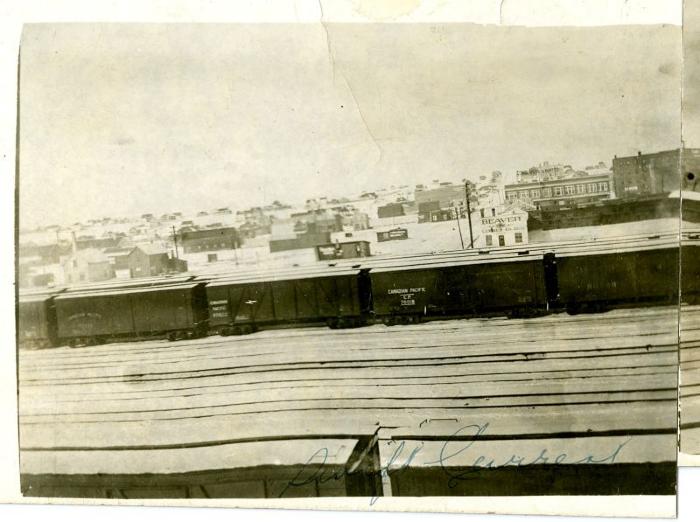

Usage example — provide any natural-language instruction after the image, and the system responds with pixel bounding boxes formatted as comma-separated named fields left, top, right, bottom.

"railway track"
left=18, top=305, right=681, bottom=498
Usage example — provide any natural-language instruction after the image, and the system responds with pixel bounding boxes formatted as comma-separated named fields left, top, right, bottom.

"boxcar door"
left=317, top=277, right=341, bottom=317
left=295, top=278, right=320, bottom=320
left=271, top=281, right=297, bottom=322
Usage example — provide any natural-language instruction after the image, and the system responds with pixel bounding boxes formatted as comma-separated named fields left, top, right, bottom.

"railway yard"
left=682, top=306, right=700, bottom=454
left=18, top=305, right=684, bottom=498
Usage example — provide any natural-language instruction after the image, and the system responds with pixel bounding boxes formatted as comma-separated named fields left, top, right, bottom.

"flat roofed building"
left=179, top=227, right=239, bottom=253
left=612, top=148, right=700, bottom=198
left=505, top=173, right=613, bottom=209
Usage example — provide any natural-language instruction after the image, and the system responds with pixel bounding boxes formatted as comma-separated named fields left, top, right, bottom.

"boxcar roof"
left=18, top=293, right=55, bottom=304
left=18, top=287, right=66, bottom=303
left=369, top=250, right=544, bottom=273
left=54, top=282, right=202, bottom=300
left=329, top=230, right=682, bottom=269
left=366, top=236, right=681, bottom=273
left=63, top=275, right=194, bottom=293
left=207, top=266, right=362, bottom=287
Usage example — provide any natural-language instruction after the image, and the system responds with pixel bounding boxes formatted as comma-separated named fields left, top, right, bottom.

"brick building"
left=612, top=148, right=700, bottom=198
left=179, top=227, right=240, bottom=253
left=505, top=173, right=613, bottom=209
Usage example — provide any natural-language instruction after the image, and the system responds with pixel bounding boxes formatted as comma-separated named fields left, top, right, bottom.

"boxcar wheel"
left=566, top=302, right=582, bottom=315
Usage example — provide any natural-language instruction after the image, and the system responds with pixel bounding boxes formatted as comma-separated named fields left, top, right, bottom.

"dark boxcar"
left=556, top=242, right=679, bottom=313
left=370, top=253, right=549, bottom=322
left=207, top=268, right=368, bottom=333
left=54, top=283, right=208, bottom=345
left=681, top=239, right=700, bottom=304
left=17, top=292, right=59, bottom=349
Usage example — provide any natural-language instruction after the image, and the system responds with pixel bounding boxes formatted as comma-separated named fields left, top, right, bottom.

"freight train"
left=17, top=233, right=698, bottom=349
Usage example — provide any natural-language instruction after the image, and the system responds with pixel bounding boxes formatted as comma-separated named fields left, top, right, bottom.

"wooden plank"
left=18, top=350, right=677, bottom=399
left=20, top=401, right=676, bottom=451
left=21, top=438, right=359, bottom=475
left=19, top=374, right=676, bottom=416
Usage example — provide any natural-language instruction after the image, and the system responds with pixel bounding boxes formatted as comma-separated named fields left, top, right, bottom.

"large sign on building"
left=474, top=207, right=528, bottom=248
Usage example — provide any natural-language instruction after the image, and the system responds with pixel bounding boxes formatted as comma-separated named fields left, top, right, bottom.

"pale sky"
left=685, top=0, right=700, bottom=147
left=19, top=23, right=681, bottom=227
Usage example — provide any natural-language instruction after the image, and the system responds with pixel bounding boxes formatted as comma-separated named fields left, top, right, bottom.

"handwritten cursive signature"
left=280, top=422, right=632, bottom=503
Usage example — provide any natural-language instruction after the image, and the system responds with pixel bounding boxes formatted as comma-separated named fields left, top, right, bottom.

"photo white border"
left=0, top=1, right=688, bottom=520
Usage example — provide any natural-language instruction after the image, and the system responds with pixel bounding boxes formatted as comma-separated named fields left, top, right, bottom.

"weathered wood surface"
left=681, top=305, right=700, bottom=454
left=19, top=306, right=680, bottom=474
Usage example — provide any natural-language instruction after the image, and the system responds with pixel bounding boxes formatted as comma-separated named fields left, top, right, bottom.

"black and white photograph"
left=682, top=0, right=700, bottom=462
left=8, top=0, right=696, bottom=517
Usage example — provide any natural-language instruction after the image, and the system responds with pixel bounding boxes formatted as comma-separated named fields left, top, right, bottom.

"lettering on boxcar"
left=67, top=312, right=102, bottom=322
left=210, top=300, right=230, bottom=319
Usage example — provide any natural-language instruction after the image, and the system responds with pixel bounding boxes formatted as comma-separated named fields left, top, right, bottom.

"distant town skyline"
left=19, top=23, right=681, bottom=227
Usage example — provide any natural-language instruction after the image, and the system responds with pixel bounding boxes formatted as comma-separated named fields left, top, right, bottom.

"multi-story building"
left=505, top=172, right=613, bottom=209
left=179, top=226, right=240, bottom=253
left=515, top=162, right=574, bottom=184
left=612, top=148, right=700, bottom=198
left=476, top=206, right=529, bottom=248
left=414, top=181, right=467, bottom=209
left=289, top=209, right=343, bottom=235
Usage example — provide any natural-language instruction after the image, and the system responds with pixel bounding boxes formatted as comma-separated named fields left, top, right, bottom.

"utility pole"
left=454, top=204, right=464, bottom=249
left=465, top=181, right=474, bottom=248
left=171, top=226, right=179, bottom=258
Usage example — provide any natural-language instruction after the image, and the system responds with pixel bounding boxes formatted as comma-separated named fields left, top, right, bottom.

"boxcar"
left=369, top=252, right=553, bottom=323
left=54, top=282, right=208, bottom=346
left=556, top=240, right=679, bottom=313
left=17, top=291, right=60, bottom=349
left=206, top=267, right=371, bottom=334
left=681, top=234, right=700, bottom=304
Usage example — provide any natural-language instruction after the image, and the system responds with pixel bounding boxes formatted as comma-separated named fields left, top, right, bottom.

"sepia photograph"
left=682, top=0, right=700, bottom=462
left=10, top=0, right=694, bottom=516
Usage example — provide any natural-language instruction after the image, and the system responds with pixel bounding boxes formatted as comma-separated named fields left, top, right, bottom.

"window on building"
left=530, top=189, right=540, bottom=199
left=491, top=208, right=496, bottom=216
left=565, top=185, right=575, bottom=195
left=207, top=253, right=218, bottom=263
left=79, top=273, right=85, bottom=281
left=485, top=235, right=493, bottom=246
left=480, top=209, right=485, bottom=218
left=542, top=188, right=552, bottom=197
left=588, top=183, right=596, bottom=193
left=498, top=235, right=505, bottom=246
left=554, top=186, right=563, bottom=196
left=515, top=232, right=523, bottom=243
left=576, top=184, right=585, bottom=194
left=72, top=260, right=78, bottom=268
left=599, top=182, right=608, bottom=192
